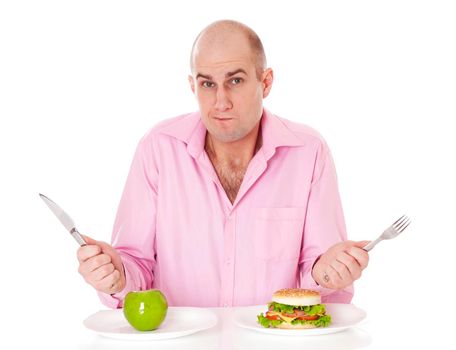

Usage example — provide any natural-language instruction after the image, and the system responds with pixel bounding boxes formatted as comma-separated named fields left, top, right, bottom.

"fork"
left=363, top=215, right=411, bottom=251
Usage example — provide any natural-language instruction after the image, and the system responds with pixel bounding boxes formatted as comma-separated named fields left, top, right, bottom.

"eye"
left=231, top=77, right=243, bottom=85
left=201, top=81, right=215, bottom=88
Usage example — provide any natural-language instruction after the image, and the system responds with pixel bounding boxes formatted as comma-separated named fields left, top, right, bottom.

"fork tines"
left=393, top=215, right=411, bottom=233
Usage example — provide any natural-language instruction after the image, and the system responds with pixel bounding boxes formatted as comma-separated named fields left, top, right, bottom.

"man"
left=77, top=20, right=369, bottom=308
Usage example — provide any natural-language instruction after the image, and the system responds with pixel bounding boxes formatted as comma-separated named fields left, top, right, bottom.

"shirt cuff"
left=305, top=274, right=354, bottom=303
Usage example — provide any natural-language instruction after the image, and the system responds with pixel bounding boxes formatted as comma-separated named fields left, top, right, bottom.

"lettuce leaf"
left=257, top=313, right=331, bottom=328
left=257, top=313, right=284, bottom=328
left=268, top=302, right=326, bottom=316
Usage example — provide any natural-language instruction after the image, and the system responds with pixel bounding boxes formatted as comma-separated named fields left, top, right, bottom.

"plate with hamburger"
left=234, top=288, right=366, bottom=336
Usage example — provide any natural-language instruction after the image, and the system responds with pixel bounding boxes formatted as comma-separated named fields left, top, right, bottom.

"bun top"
left=271, top=288, right=321, bottom=306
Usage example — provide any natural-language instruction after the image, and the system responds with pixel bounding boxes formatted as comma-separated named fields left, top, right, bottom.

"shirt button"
left=226, top=260, right=231, bottom=265
left=224, top=303, right=228, bottom=307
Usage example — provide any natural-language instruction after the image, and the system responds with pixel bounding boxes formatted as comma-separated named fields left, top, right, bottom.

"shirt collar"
left=158, top=108, right=306, bottom=160
left=260, top=108, right=306, bottom=159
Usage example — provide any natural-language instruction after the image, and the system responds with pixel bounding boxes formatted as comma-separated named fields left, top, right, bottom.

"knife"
left=39, top=193, right=87, bottom=246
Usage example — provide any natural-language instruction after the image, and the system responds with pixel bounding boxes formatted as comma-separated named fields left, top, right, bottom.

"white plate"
left=83, top=307, right=217, bottom=340
left=234, top=303, right=366, bottom=336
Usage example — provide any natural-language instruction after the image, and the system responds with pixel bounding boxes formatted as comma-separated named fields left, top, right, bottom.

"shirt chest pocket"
left=252, top=207, right=305, bottom=261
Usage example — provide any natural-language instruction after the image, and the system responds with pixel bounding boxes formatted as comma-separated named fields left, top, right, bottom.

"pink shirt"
left=98, top=109, right=353, bottom=308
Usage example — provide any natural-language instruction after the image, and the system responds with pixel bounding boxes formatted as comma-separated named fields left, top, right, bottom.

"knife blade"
left=39, top=193, right=87, bottom=246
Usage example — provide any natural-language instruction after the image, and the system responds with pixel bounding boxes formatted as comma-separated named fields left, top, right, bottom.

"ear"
left=188, top=75, right=195, bottom=94
left=261, top=68, right=274, bottom=98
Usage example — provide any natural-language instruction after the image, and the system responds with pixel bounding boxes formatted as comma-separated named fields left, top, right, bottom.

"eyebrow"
left=196, top=69, right=248, bottom=80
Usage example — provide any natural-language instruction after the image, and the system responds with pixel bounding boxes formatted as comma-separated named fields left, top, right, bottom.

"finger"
left=331, top=259, right=352, bottom=283
left=91, top=263, right=116, bottom=282
left=85, top=253, right=112, bottom=272
left=326, top=264, right=344, bottom=288
left=84, top=239, right=120, bottom=267
left=78, top=254, right=111, bottom=277
left=337, top=251, right=362, bottom=278
left=77, top=244, right=101, bottom=263
left=96, top=269, right=120, bottom=291
left=348, top=246, right=370, bottom=269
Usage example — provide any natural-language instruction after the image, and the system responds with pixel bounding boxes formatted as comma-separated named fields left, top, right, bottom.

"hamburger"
left=257, top=288, right=331, bottom=329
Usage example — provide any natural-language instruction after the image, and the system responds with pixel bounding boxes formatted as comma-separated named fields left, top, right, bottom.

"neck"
left=205, top=122, right=262, bottom=167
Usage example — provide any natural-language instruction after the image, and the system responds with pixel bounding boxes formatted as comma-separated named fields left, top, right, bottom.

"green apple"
left=123, top=289, right=168, bottom=331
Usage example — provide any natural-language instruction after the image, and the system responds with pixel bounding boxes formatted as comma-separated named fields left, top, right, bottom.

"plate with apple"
left=83, top=289, right=218, bottom=340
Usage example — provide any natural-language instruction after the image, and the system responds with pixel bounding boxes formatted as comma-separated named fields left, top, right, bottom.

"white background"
left=1, top=1, right=455, bottom=349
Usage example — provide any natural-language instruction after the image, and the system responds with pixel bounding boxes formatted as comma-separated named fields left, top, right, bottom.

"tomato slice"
left=266, top=315, right=280, bottom=320
left=265, top=311, right=280, bottom=320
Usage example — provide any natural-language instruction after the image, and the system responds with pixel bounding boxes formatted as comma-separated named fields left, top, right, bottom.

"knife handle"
left=70, top=228, right=87, bottom=246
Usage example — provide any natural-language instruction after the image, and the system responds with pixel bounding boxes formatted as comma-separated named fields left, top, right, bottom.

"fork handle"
left=363, top=237, right=382, bottom=252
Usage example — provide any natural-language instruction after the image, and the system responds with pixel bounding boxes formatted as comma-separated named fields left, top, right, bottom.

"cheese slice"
left=267, top=311, right=297, bottom=323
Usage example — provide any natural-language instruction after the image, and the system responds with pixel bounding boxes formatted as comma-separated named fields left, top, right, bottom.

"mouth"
left=213, top=116, right=234, bottom=121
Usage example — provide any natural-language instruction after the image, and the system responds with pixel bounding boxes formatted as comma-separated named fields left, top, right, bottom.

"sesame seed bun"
left=275, top=322, right=317, bottom=329
left=271, top=288, right=321, bottom=306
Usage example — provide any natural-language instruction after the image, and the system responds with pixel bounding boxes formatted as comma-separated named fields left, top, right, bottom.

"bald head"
left=190, top=20, right=267, bottom=80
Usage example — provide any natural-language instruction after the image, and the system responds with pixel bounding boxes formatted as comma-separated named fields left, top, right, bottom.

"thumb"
left=352, top=240, right=371, bottom=248
left=81, top=234, right=98, bottom=245
left=82, top=234, right=113, bottom=255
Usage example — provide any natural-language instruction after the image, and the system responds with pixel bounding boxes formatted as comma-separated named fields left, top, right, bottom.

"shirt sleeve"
left=298, top=141, right=354, bottom=303
left=97, top=133, right=159, bottom=309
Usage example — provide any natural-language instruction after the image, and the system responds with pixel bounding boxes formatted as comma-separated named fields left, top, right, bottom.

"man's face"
left=189, top=35, right=273, bottom=143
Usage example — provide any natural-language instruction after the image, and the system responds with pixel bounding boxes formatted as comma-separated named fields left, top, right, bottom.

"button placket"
left=220, top=211, right=236, bottom=307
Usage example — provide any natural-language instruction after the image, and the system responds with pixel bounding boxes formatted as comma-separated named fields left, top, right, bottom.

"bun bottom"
left=275, top=322, right=317, bottom=329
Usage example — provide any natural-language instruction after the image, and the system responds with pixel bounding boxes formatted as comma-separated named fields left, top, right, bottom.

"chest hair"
left=212, top=160, right=247, bottom=204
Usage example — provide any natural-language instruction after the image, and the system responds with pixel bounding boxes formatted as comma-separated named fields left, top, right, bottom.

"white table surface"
left=3, top=298, right=454, bottom=350
left=71, top=303, right=452, bottom=350
left=77, top=306, right=367, bottom=350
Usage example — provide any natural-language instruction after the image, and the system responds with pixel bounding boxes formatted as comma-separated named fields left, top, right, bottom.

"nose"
left=214, top=86, right=232, bottom=111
